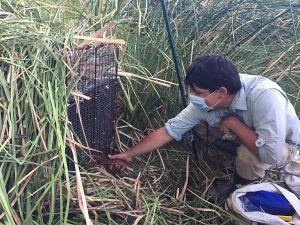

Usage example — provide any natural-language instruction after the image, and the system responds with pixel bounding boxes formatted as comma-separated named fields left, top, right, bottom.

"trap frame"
left=67, top=43, right=119, bottom=163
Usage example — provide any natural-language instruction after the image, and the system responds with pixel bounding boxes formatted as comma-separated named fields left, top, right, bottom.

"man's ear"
left=218, top=87, right=228, bottom=98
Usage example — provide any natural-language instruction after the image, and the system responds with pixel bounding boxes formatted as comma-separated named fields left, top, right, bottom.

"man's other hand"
left=219, top=115, right=240, bottom=134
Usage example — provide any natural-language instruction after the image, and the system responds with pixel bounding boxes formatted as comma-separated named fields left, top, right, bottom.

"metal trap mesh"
left=67, top=44, right=118, bottom=162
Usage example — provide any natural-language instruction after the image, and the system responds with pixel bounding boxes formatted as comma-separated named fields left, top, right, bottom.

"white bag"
left=226, top=182, right=300, bottom=225
left=282, top=152, right=300, bottom=198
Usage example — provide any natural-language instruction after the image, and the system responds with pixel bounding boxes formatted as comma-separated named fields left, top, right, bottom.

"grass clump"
left=0, top=0, right=299, bottom=224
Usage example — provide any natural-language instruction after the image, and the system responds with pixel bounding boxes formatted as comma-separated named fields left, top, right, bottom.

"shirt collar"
left=229, top=85, right=247, bottom=111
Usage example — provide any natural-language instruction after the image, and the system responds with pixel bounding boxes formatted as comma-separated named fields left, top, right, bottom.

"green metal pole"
left=160, top=0, right=199, bottom=163
left=160, top=0, right=187, bottom=107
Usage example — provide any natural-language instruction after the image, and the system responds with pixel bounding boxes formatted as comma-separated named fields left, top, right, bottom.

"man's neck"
left=223, top=94, right=236, bottom=108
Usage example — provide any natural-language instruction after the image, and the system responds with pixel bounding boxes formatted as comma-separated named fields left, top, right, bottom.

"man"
left=109, top=55, right=300, bottom=190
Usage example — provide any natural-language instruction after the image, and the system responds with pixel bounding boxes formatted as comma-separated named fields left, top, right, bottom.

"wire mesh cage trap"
left=67, top=43, right=119, bottom=165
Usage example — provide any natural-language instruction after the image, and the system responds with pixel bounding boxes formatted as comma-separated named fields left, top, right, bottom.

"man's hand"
left=108, top=152, right=132, bottom=171
left=219, top=114, right=260, bottom=158
left=219, top=115, right=240, bottom=134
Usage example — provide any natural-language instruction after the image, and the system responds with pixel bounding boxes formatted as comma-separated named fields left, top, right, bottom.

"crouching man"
left=109, top=55, right=300, bottom=194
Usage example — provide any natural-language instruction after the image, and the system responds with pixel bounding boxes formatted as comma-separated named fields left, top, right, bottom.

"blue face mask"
left=190, top=92, right=220, bottom=112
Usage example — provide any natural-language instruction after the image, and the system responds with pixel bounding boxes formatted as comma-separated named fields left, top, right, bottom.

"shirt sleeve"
left=165, top=103, right=206, bottom=141
left=165, top=103, right=224, bottom=141
left=251, top=89, right=287, bottom=166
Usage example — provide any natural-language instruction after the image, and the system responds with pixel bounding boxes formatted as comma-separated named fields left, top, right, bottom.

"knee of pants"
left=236, top=145, right=253, bottom=170
left=236, top=145, right=271, bottom=180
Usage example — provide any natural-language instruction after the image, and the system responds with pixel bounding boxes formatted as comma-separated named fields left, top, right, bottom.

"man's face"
left=189, top=85, right=224, bottom=109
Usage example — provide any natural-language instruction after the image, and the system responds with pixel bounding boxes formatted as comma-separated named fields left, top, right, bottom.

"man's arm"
left=108, top=127, right=173, bottom=162
left=221, top=89, right=288, bottom=165
left=109, top=103, right=204, bottom=170
left=114, top=127, right=173, bottom=158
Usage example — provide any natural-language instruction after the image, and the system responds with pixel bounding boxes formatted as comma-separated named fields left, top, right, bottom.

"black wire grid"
left=67, top=44, right=118, bottom=161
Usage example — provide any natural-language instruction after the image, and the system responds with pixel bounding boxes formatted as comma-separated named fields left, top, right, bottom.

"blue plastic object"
left=240, top=190, right=295, bottom=216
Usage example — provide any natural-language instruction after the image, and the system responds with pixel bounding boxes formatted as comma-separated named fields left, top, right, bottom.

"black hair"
left=185, top=55, right=242, bottom=94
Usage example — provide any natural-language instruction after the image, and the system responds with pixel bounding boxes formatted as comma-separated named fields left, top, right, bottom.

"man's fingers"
left=108, top=154, right=115, bottom=159
left=223, top=127, right=230, bottom=134
left=220, top=125, right=229, bottom=134
left=117, top=160, right=126, bottom=168
left=107, top=159, right=128, bottom=173
left=219, top=125, right=226, bottom=133
left=120, top=162, right=127, bottom=171
left=109, top=163, right=114, bottom=171
left=115, top=163, right=121, bottom=170
left=108, top=153, right=127, bottom=160
left=108, top=154, right=123, bottom=160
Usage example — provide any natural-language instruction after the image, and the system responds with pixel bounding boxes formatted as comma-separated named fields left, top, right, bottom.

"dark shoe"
left=208, top=174, right=237, bottom=202
left=208, top=173, right=256, bottom=202
left=234, top=172, right=256, bottom=185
